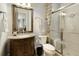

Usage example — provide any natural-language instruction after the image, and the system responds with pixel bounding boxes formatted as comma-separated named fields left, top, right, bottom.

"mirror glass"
left=13, top=5, right=33, bottom=33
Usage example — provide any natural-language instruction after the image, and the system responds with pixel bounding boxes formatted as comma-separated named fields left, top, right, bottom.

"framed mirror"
left=12, top=5, right=33, bottom=33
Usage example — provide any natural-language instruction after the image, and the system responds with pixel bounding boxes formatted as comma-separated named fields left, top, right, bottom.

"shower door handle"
left=61, top=41, right=65, bottom=49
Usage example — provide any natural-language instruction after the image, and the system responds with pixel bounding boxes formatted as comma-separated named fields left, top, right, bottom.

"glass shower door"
left=50, top=11, right=63, bottom=54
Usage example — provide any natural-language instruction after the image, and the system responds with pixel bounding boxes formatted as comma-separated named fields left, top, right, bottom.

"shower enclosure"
left=50, top=3, right=79, bottom=56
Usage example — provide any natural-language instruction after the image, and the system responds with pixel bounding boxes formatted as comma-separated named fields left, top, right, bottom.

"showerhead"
left=60, top=12, right=66, bottom=16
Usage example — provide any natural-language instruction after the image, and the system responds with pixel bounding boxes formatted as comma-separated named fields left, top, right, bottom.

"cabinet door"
left=24, top=37, right=35, bottom=56
left=10, top=39, right=25, bottom=56
left=10, top=37, right=35, bottom=56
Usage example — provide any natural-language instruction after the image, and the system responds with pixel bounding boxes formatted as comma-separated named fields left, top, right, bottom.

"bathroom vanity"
left=8, top=33, right=35, bottom=56
left=6, top=4, right=35, bottom=56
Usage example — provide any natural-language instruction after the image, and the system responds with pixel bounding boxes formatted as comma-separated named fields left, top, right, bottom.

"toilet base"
left=42, top=51, right=56, bottom=56
left=43, top=44, right=56, bottom=56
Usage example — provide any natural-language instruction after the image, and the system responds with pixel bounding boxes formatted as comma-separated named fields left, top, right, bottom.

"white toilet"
left=39, top=35, right=55, bottom=56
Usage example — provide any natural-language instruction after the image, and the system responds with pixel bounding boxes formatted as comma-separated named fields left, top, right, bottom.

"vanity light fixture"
left=14, top=3, right=31, bottom=8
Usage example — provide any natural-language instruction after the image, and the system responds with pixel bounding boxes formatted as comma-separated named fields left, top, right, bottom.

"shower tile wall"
left=45, top=3, right=52, bottom=38
left=62, top=4, right=79, bottom=56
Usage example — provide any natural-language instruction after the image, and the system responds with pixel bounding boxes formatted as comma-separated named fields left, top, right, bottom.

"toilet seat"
left=43, top=44, right=55, bottom=51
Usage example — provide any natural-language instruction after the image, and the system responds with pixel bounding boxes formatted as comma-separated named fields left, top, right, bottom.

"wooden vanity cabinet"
left=9, top=37, right=35, bottom=56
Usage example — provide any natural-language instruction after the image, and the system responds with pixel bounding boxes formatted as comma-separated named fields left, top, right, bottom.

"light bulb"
left=27, top=3, right=31, bottom=7
left=14, top=3, right=31, bottom=8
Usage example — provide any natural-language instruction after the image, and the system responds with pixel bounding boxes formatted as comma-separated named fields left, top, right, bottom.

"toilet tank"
left=39, top=35, right=48, bottom=44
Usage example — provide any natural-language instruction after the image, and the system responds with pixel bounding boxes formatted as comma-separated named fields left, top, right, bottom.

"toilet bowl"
left=38, top=35, right=55, bottom=56
left=43, top=44, right=55, bottom=56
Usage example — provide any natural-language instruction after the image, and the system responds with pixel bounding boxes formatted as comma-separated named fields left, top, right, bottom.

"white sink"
left=8, top=33, right=35, bottom=39
left=38, top=35, right=48, bottom=37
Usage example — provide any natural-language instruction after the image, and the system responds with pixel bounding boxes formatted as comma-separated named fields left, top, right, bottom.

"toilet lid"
left=43, top=44, right=55, bottom=51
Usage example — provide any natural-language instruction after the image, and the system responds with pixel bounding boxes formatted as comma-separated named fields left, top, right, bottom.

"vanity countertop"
left=8, top=33, right=35, bottom=39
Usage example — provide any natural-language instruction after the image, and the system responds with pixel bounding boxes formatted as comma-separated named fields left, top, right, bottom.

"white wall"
left=31, top=3, right=49, bottom=47
left=31, top=3, right=47, bottom=35
left=7, top=4, right=12, bottom=35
